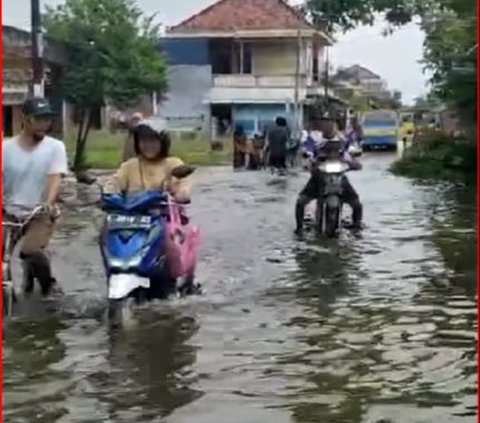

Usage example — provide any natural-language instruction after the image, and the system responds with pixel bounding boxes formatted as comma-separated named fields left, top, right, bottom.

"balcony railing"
left=213, top=74, right=311, bottom=88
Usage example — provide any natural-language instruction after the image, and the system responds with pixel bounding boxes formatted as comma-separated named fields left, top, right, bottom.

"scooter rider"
left=294, top=113, right=363, bottom=235
left=107, top=121, right=191, bottom=202
left=2, top=97, right=68, bottom=296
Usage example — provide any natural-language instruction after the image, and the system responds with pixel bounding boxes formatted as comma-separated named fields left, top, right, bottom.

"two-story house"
left=158, top=0, right=332, bottom=138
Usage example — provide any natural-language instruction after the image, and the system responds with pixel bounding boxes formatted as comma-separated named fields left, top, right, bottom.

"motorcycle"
left=98, top=165, right=200, bottom=326
left=312, top=159, right=350, bottom=238
left=306, top=140, right=361, bottom=238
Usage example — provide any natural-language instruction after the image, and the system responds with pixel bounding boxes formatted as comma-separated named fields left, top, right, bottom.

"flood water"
left=3, top=154, right=477, bottom=423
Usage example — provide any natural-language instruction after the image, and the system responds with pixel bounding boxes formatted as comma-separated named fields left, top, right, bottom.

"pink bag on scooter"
left=164, top=201, right=199, bottom=279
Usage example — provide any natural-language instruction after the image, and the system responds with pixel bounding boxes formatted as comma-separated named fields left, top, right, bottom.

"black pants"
left=295, top=174, right=363, bottom=229
left=269, top=155, right=287, bottom=169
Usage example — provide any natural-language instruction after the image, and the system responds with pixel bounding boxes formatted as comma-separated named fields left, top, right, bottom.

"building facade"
left=2, top=25, right=67, bottom=137
left=158, top=0, right=332, bottom=138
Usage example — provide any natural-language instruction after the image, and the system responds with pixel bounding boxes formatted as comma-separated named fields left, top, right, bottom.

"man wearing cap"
left=2, top=97, right=68, bottom=296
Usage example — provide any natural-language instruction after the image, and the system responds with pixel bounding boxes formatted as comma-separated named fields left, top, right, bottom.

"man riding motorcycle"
left=295, top=113, right=363, bottom=235
left=2, top=97, right=68, bottom=296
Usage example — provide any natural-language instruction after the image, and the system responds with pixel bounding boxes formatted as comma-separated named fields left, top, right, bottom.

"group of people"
left=233, top=117, right=299, bottom=171
left=3, top=96, right=364, bottom=298
left=2, top=97, right=191, bottom=298
left=233, top=111, right=364, bottom=234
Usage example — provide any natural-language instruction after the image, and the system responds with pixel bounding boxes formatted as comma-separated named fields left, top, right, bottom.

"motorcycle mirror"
left=171, top=165, right=196, bottom=179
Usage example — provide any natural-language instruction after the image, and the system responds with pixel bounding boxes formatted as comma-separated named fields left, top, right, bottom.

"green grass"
left=390, top=131, right=476, bottom=183
left=65, top=129, right=232, bottom=169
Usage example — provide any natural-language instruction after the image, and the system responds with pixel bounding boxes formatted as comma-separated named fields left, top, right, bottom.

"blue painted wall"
left=233, top=104, right=293, bottom=136
left=159, top=38, right=209, bottom=65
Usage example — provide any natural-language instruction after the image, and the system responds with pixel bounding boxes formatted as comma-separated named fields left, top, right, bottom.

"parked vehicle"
left=361, top=109, right=399, bottom=150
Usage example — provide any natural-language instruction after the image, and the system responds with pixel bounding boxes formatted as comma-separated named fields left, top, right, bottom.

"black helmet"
left=133, top=123, right=170, bottom=159
left=275, top=116, right=287, bottom=127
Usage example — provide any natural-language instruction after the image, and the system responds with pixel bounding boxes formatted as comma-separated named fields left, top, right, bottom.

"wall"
left=252, top=41, right=298, bottom=75
left=159, top=38, right=209, bottom=65
left=158, top=65, right=212, bottom=133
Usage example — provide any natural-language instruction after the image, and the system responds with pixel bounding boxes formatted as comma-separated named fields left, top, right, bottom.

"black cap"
left=21, top=97, right=56, bottom=117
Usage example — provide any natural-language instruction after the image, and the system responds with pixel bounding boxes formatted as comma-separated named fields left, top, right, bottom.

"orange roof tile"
left=169, top=0, right=313, bottom=33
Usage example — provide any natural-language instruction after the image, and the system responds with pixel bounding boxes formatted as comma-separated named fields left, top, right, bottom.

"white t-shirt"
left=2, top=136, right=68, bottom=208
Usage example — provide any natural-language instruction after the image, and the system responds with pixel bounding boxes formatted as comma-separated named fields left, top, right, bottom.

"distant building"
left=158, top=0, right=333, bottom=138
left=335, top=64, right=391, bottom=100
left=2, top=25, right=157, bottom=139
left=2, top=25, right=66, bottom=137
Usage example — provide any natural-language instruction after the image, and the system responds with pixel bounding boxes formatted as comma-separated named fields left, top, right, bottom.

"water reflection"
left=96, top=309, right=202, bottom=420
left=3, top=318, right=70, bottom=422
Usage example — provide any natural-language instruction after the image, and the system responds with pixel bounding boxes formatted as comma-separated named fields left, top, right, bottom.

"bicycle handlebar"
left=2, top=204, right=47, bottom=227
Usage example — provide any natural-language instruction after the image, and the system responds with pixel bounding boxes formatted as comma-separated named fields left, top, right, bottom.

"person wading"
left=2, top=97, right=68, bottom=296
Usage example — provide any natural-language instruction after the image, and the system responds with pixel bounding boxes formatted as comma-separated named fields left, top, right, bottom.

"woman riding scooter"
left=106, top=122, right=198, bottom=295
left=109, top=122, right=190, bottom=202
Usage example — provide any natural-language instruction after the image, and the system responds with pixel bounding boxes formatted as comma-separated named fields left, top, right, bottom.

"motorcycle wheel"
left=325, top=203, right=340, bottom=238
left=314, top=201, right=323, bottom=235
left=107, top=296, right=136, bottom=327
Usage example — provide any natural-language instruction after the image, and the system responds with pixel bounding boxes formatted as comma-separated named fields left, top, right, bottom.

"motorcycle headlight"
left=109, top=245, right=150, bottom=270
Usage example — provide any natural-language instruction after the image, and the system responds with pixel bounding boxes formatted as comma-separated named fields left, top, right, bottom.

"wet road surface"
left=3, top=154, right=477, bottom=423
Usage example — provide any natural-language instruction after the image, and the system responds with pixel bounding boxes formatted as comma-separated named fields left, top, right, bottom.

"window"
left=313, top=57, right=319, bottom=82
left=232, top=42, right=252, bottom=74
left=242, top=43, right=252, bottom=74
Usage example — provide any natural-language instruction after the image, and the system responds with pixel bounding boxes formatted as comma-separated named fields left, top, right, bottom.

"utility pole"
left=324, top=46, right=329, bottom=113
left=293, top=29, right=301, bottom=138
left=31, top=0, right=44, bottom=97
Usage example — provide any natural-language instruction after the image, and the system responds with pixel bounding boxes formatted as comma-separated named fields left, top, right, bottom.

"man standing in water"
left=2, top=97, right=68, bottom=296
left=264, top=116, right=290, bottom=171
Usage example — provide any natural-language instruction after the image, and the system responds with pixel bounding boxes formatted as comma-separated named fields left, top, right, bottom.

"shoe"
left=41, top=278, right=64, bottom=298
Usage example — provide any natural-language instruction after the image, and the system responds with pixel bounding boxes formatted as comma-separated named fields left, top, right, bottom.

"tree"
left=44, top=0, right=167, bottom=170
left=306, top=0, right=476, bottom=134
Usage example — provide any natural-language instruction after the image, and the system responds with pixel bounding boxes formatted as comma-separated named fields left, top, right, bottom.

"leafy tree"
left=305, top=0, right=476, bottom=135
left=44, top=0, right=167, bottom=170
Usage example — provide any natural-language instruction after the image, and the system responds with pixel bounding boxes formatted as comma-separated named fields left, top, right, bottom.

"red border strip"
left=0, top=0, right=4, bottom=420
left=475, top=0, right=480, bottom=418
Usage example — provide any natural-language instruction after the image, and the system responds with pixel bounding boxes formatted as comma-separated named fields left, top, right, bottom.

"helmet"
left=347, top=143, right=362, bottom=157
left=133, top=121, right=170, bottom=159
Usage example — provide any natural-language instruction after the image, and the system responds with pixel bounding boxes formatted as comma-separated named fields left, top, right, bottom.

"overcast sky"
left=3, top=0, right=429, bottom=104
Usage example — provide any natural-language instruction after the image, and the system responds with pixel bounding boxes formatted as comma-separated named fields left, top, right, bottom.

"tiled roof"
left=169, top=0, right=313, bottom=33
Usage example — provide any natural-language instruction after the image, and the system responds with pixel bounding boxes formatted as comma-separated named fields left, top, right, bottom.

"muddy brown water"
left=3, top=154, right=476, bottom=423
